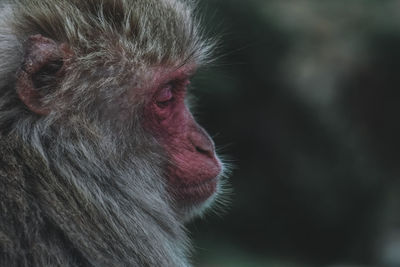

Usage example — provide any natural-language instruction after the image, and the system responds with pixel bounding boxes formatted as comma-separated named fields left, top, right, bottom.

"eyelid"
left=156, top=85, right=173, bottom=103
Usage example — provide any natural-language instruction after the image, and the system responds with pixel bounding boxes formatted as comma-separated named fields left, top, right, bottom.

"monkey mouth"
left=174, top=176, right=218, bottom=203
left=178, top=176, right=217, bottom=189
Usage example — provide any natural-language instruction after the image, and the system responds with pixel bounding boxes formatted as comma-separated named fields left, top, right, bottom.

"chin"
left=173, top=176, right=221, bottom=222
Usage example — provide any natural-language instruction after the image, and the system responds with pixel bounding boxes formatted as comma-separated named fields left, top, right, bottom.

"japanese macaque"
left=0, top=0, right=227, bottom=266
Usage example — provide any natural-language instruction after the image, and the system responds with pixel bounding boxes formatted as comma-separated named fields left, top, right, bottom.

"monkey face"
left=144, top=66, right=222, bottom=207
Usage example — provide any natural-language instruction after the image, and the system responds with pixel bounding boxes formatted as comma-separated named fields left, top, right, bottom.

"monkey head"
left=12, top=0, right=225, bottom=221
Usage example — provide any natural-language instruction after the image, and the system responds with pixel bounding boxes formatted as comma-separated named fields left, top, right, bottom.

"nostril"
left=195, top=145, right=213, bottom=157
left=189, top=126, right=215, bottom=159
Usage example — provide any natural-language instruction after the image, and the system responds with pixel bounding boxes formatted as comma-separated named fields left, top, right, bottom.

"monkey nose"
left=189, top=127, right=215, bottom=159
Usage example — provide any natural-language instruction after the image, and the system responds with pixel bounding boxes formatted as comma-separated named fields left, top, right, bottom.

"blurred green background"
left=188, top=0, right=400, bottom=266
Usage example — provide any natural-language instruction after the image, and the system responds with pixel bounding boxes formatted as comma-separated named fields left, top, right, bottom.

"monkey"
left=0, top=0, right=227, bottom=266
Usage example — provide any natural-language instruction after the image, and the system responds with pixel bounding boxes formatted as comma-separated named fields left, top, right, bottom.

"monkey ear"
left=16, top=34, right=70, bottom=115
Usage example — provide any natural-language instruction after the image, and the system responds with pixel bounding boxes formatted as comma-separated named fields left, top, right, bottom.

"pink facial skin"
left=144, top=66, right=222, bottom=204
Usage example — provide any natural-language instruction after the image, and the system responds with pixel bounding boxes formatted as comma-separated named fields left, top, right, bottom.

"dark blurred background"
left=188, top=0, right=400, bottom=266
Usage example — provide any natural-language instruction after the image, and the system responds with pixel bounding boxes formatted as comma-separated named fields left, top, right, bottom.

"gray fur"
left=0, top=0, right=219, bottom=266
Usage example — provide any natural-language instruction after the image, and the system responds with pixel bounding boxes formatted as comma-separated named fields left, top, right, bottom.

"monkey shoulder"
left=0, top=138, right=69, bottom=266
left=0, top=138, right=27, bottom=209
left=0, top=142, right=31, bottom=266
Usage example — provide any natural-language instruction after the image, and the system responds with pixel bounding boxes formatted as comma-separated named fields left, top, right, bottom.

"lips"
left=177, top=176, right=218, bottom=189
left=174, top=176, right=218, bottom=203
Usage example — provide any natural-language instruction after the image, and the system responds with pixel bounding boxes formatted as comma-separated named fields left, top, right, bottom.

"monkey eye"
left=156, top=84, right=174, bottom=108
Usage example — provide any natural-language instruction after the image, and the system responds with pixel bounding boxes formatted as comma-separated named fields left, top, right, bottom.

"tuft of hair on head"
left=11, top=0, right=216, bottom=69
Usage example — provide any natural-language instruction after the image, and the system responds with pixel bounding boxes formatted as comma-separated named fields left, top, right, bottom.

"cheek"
left=145, top=103, right=186, bottom=137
